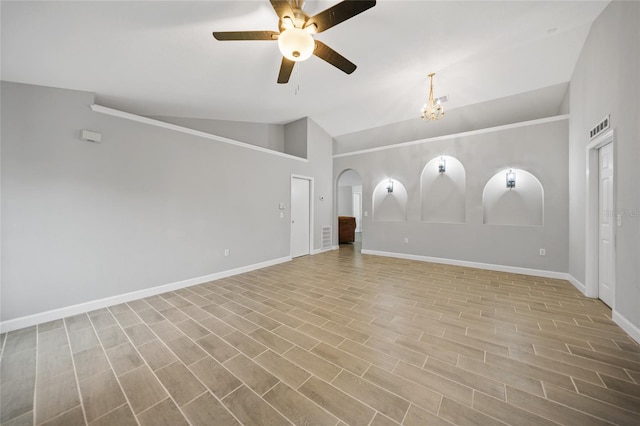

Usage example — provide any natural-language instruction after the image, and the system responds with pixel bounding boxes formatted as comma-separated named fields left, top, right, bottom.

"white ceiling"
left=1, top=1, right=609, bottom=137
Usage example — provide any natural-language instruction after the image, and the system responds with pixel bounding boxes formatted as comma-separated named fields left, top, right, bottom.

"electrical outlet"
left=224, top=249, right=230, bottom=256
left=539, top=249, right=546, bottom=256
left=404, top=237, right=409, bottom=243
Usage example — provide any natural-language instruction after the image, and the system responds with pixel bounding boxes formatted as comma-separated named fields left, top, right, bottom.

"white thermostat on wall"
left=81, top=129, right=102, bottom=143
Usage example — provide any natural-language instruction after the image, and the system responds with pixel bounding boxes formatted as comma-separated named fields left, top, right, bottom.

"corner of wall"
left=284, top=117, right=308, bottom=159
left=613, top=311, right=640, bottom=344
left=559, top=83, right=570, bottom=115
left=565, top=274, right=586, bottom=295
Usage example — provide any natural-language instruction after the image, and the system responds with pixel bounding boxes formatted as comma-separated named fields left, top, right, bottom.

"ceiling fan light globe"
left=278, top=28, right=314, bottom=62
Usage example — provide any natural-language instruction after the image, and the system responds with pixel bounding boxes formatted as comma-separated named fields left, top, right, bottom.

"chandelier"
left=420, top=73, right=445, bottom=121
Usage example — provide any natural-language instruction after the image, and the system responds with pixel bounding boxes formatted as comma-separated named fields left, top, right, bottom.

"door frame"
left=585, top=129, right=615, bottom=304
left=352, top=192, right=362, bottom=232
left=290, top=174, right=314, bottom=258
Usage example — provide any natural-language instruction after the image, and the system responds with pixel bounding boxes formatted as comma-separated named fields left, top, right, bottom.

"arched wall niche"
left=483, top=169, right=544, bottom=226
left=421, top=155, right=466, bottom=223
left=372, top=178, right=407, bottom=222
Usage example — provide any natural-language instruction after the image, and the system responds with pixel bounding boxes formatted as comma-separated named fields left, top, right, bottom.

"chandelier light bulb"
left=421, top=73, right=445, bottom=121
left=278, top=28, right=314, bottom=62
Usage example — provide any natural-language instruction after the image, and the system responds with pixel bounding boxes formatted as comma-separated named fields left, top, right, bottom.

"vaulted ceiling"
left=1, top=1, right=609, bottom=137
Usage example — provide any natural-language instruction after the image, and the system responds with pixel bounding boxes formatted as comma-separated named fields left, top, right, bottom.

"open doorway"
left=337, top=169, right=363, bottom=251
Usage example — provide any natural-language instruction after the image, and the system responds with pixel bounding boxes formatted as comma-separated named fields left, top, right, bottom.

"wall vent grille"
left=321, top=226, right=332, bottom=250
left=589, top=115, right=610, bottom=140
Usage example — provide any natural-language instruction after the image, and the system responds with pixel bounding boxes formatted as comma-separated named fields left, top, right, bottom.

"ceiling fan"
left=212, top=0, right=376, bottom=84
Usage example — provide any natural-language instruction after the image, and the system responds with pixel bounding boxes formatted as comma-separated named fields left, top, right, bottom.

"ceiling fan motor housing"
left=278, top=27, right=314, bottom=61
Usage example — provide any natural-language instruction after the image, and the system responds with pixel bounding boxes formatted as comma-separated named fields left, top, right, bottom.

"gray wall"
left=334, top=119, right=569, bottom=272
left=295, top=118, right=334, bottom=245
left=338, top=187, right=353, bottom=216
left=334, top=83, right=569, bottom=155
left=150, top=116, right=285, bottom=153
left=568, top=2, right=640, bottom=326
left=284, top=118, right=308, bottom=159
left=1, top=82, right=332, bottom=322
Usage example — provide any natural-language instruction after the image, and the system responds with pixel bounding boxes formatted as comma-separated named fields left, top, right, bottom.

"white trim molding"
left=362, top=249, right=572, bottom=281
left=91, top=104, right=308, bottom=162
left=585, top=129, right=615, bottom=300
left=0, top=256, right=291, bottom=333
left=311, top=245, right=339, bottom=255
left=380, top=242, right=638, bottom=345
left=565, top=274, right=587, bottom=294
left=334, top=115, right=569, bottom=158
left=613, top=311, right=640, bottom=344
left=291, top=174, right=315, bottom=258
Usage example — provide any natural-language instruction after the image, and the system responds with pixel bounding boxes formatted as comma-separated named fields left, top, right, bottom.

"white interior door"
left=352, top=192, right=362, bottom=232
left=291, top=177, right=311, bottom=258
left=598, top=142, right=614, bottom=307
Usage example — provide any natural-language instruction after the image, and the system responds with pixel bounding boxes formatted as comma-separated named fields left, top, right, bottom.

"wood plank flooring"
left=2, top=244, right=640, bottom=425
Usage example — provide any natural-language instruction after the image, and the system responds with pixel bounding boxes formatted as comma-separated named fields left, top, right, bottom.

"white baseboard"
left=361, top=249, right=570, bottom=281
left=311, top=246, right=339, bottom=255
left=363, top=249, right=640, bottom=345
left=613, top=311, right=640, bottom=344
left=0, top=256, right=291, bottom=333
left=565, top=274, right=587, bottom=295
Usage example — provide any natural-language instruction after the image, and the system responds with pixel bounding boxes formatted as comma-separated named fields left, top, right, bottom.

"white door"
left=352, top=192, right=362, bottom=232
left=291, top=177, right=311, bottom=258
left=598, top=142, right=614, bottom=307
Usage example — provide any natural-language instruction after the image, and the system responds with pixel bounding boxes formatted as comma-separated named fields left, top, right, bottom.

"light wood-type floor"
left=2, top=244, right=640, bottom=425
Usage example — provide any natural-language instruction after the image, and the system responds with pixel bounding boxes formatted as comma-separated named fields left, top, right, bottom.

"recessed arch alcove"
left=421, top=155, right=466, bottom=223
left=483, top=169, right=544, bottom=226
left=372, top=178, right=407, bottom=222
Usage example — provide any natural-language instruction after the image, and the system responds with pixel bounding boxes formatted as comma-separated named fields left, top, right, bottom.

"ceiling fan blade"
left=212, top=31, right=279, bottom=41
left=277, top=57, right=295, bottom=84
left=270, top=0, right=295, bottom=20
left=313, top=40, right=357, bottom=74
left=306, top=0, right=376, bottom=34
